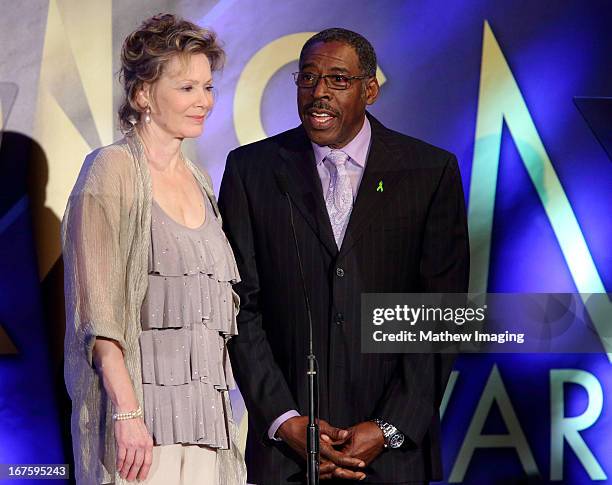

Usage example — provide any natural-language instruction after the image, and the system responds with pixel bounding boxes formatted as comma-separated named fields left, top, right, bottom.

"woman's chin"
left=179, top=126, right=205, bottom=139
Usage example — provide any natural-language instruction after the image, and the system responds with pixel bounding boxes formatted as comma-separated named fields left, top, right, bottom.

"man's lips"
left=306, top=109, right=338, bottom=129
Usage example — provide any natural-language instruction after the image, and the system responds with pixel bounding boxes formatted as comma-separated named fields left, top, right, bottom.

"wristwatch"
left=372, top=419, right=405, bottom=449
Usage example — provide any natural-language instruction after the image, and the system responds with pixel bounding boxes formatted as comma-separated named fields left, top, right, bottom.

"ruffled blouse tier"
left=140, top=195, right=240, bottom=448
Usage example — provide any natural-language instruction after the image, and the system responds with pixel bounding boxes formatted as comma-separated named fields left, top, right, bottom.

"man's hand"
left=277, top=416, right=366, bottom=480
left=330, top=421, right=385, bottom=467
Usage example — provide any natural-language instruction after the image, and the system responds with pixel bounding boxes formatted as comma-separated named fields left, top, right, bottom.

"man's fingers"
left=321, top=465, right=368, bottom=481
left=321, top=444, right=365, bottom=468
left=319, top=459, right=336, bottom=475
left=319, top=420, right=349, bottom=442
left=320, top=461, right=365, bottom=481
left=321, top=432, right=346, bottom=446
left=333, top=466, right=367, bottom=480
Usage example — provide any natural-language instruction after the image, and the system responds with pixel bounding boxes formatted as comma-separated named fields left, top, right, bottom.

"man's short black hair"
left=299, top=28, right=377, bottom=77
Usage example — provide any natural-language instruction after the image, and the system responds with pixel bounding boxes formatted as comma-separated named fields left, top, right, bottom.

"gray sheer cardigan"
left=62, top=133, right=246, bottom=485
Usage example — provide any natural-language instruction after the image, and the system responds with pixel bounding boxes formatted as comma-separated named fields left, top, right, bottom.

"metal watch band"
left=372, top=418, right=405, bottom=448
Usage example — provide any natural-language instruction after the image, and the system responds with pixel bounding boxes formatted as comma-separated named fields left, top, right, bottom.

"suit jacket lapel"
left=276, top=127, right=338, bottom=257
left=339, top=115, right=412, bottom=258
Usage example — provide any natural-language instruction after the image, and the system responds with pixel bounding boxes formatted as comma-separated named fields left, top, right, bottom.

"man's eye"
left=301, top=73, right=315, bottom=82
left=333, top=75, right=349, bottom=83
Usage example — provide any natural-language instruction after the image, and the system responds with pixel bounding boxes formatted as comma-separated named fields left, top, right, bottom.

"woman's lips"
left=189, top=115, right=205, bottom=124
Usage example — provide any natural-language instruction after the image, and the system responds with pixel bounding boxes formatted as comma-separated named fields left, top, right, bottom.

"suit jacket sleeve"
left=373, top=153, right=469, bottom=446
left=219, top=150, right=299, bottom=441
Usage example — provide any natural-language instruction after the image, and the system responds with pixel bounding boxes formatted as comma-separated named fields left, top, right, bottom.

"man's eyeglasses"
left=292, top=72, right=369, bottom=90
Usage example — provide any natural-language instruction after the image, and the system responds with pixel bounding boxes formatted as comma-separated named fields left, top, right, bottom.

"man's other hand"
left=334, top=421, right=385, bottom=466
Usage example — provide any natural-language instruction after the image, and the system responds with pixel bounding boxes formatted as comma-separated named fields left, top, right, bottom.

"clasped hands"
left=277, top=416, right=385, bottom=480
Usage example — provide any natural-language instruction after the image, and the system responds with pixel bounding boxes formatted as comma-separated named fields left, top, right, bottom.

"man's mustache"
left=304, top=101, right=340, bottom=117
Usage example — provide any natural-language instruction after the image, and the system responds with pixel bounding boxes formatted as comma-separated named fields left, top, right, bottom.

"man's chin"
left=303, top=126, right=337, bottom=146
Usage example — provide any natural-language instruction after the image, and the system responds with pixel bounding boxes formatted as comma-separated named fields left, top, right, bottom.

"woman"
left=62, top=14, right=246, bottom=485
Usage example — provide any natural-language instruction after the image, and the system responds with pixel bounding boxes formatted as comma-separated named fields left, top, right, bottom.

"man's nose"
left=312, top=76, right=331, bottom=99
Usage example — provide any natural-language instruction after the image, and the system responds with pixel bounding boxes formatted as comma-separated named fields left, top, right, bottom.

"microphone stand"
left=279, top=176, right=320, bottom=485
left=306, top=328, right=319, bottom=485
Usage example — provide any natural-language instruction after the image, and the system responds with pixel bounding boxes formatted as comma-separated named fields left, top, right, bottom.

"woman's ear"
left=136, top=83, right=151, bottom=110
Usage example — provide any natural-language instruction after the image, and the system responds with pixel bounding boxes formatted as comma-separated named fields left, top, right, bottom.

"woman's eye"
left=182, top=86, right=193, bottom=91
left=205, top=86, right=214, bottom=92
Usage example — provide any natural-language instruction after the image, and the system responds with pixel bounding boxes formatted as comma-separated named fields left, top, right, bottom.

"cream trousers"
left=107, top=444, right=218, bottom=485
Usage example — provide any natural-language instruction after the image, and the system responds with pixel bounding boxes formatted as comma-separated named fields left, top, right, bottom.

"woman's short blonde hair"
left=118, top=13, right=225, bottom=133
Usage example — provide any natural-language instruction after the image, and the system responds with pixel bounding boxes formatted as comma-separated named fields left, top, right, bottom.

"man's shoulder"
left=372, top=122, right=455, bottom=165
left=228, top=126, right=306, bottom=161
left=370, top=115, right=455, bottom=168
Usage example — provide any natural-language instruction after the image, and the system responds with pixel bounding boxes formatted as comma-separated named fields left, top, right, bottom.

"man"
left=219, top=28, right=469, bottom=484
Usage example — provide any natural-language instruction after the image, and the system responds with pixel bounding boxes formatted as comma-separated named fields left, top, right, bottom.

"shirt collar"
left=311, top=116, right=372, bottom=167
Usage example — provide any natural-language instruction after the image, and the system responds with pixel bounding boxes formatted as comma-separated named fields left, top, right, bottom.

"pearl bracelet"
left=112, top=406, right=143, bottom=421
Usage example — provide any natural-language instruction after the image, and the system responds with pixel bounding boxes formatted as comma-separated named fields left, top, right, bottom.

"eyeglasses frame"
left=292, top=71, right=371, bottom=90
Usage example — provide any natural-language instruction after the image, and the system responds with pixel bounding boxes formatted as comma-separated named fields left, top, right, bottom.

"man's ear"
left=365, top=77, right=379, bottom=106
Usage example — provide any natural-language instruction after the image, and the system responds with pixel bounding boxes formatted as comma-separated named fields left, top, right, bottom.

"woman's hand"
left=115, top=417, right=154, bottom=481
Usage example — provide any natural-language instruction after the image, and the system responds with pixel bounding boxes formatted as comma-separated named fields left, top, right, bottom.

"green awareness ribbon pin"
left=376, top=180, right=383, bottom=192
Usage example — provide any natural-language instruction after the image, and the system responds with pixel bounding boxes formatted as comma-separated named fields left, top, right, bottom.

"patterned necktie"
left=324, top=150, right=352, bottom=248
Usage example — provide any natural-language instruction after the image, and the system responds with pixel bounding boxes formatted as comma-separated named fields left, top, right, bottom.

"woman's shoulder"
left=75, top=138, right=137, bottom=194
left=87, top=138, right=134, bottom=174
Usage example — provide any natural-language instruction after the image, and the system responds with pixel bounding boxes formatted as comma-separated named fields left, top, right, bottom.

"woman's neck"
left=136, top=124, right=183, bottom=173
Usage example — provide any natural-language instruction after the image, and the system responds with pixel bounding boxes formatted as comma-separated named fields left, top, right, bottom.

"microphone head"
left=275, top=172, right=290, bottom=195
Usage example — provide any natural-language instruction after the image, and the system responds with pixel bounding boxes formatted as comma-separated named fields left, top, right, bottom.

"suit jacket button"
left=336, top=267, right=345, bottom=277
left=335, top=312, right=344, bottom=325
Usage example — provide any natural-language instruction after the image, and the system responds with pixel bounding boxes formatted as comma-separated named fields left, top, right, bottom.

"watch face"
left=389, top=433, right=405, bottom=449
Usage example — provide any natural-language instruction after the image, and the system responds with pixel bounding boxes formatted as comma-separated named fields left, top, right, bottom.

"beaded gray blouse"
left=139, top=191, right=240, bottom=448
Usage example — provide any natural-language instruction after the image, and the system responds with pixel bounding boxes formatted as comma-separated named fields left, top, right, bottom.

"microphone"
left=275, top=172, right=319, bottom=485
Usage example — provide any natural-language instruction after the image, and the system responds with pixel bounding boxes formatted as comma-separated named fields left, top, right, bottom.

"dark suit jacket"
left=218, top=114, right=469, bottom=484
